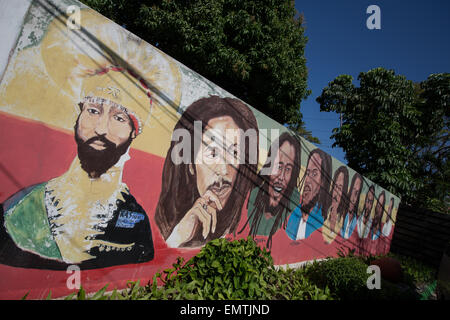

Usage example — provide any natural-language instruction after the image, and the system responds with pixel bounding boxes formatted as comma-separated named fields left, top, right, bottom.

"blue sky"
left=294, top=0, right=450, bottom=164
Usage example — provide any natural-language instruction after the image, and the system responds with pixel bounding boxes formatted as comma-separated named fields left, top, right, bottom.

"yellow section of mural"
left=0, top=8, right=182, bottom=158
left=45, top=157, right=128, bottom=263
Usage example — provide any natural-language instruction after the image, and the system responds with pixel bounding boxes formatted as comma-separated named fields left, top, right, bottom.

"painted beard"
left=266, top=201, right=283, bottom=217
left=74, top=124, right=133, bottom=179
left=348, top=201, right=357, bottom=215
left=266, top=194, right=278, bottom=216
left=266, top=185, right=289, bottom=217
left=301, top=191, right=319, bottom=215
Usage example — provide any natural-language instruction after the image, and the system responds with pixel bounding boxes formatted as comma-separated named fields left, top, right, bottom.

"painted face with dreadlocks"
left=349, top=176, right=362, bottom=214
left=373, top=192, right=385, bottom=231
left=267, top=141, right=296, bottom=214
left=364, top=187, right=375, bottom=221
left=301, top=152, right=322, bottom=215
left=329, top=171, right=345, bottom=230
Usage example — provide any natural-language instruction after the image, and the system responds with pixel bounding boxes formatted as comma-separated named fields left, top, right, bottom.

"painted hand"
left=166, top=190, right=223, bottom=248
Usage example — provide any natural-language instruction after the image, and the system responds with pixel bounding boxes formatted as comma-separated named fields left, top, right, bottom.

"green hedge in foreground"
left=56, top=237, right=333, bottom=300
left=30, top=237, right=436, bottom=300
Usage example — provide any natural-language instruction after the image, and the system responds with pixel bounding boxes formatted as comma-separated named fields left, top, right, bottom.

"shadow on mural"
left=0, top=0, right=400, bottom=298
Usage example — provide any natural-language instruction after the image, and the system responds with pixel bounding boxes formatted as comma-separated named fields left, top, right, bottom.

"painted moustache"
left=207, top=179, right=232, bottom=207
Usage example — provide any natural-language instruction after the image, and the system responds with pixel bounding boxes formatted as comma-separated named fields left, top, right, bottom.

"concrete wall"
left=0, top=0, right=400, bottom=299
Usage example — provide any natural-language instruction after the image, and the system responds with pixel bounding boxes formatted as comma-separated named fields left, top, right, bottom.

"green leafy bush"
left=391, top=254, right=437, bottom=285
left=265, top=267, right=332, bottom=300
left=305, top=257, right=371, bottom=300
left=57, top=237, right=332, bottom=300
left=318, top=250, right=432, bottom=300
left=155, top=237, right=332, bottom=300
left=31, top=242, right=438, bottom=300
left=157, top=236, right=275, bottom=299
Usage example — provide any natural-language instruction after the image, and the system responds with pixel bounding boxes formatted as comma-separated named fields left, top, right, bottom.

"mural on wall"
left=0, top=0, right=401, bottom=299
left=1, top=64, right=157, bottom=269
left=322, top=166, right=349, bottom=244
left=382, top=196, right=397, bottom=237
left=357, top=185, right=376, bottom=239
left=240, top=132, right=301, bottom=250
left=286, top=148, right=332, bottom=240
left=341, top=172, right=363, bottom=240
left=0, top=4, right=181, bottom=270
left=154, top=96, right=259, bottom=248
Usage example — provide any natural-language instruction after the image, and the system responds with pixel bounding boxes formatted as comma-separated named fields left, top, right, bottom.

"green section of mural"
left=4, top=183, right=62, bottom=260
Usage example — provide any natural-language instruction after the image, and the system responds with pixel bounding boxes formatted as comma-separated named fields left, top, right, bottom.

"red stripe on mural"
left=0, top=113, right=199, bottom=299
left=0, top=112, right=393, bottom=299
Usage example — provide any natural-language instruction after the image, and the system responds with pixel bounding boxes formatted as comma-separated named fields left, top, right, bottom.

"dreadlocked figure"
left=240, top=132, right=301, bottom=249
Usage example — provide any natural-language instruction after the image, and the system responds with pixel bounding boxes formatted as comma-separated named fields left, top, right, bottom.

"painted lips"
left=208, top=180, right=232, bottom=207
left=84, top=135, right=116, bottom=151
left=272, top=183, right=284, bottom=195
left=303, top=184, right=311, bottom=196
left=90, top=140, right=106, bottom=150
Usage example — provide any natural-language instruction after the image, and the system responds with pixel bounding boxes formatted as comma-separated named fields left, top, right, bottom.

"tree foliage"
left=317, top=68, right=449, bottom=213
left=80, top=0, right=316, bottom=141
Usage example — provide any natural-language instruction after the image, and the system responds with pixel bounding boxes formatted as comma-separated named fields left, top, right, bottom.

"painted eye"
left=88, top=108, right=100, bottom=115
left=114, top=115, right=126, bottom=122
left=207, top=148, right=217, bottom=158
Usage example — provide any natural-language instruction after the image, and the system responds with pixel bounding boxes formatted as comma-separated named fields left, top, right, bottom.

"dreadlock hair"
left=326, top=165, right=349, bottom=222
left=386, top=197, right=395, bottom=222
left=347, top=172, right=363, bottom=216
left=298, top=148, right=332, bottom=220
left=154, top=96, right=259, bottom=248
left=361, top=185, right=376, bottom=223
left=239, top=132, right=301, bottom=249
left=372, top=190, right=386, bottom=234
